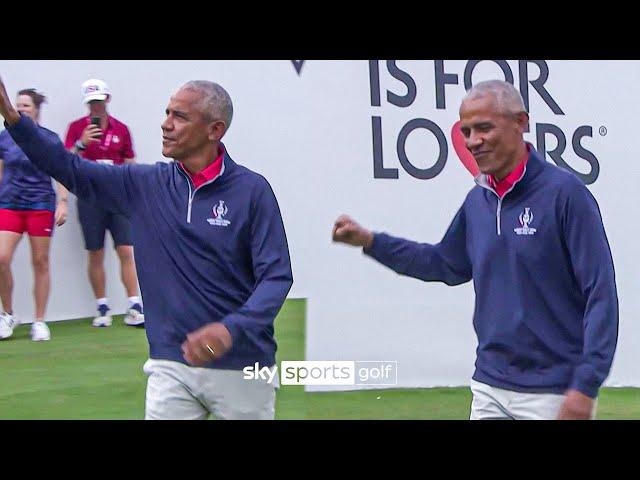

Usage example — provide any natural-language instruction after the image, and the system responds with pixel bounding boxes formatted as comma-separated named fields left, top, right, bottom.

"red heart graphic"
left=451, top=120, right=480, bottom=178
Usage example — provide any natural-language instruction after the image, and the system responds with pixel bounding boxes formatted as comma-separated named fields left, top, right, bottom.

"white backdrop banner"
left=0, top=60, right=634, bottom=390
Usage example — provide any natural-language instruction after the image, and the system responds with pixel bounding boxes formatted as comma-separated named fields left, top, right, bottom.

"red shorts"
left=0, top=209, right=55, bottom=237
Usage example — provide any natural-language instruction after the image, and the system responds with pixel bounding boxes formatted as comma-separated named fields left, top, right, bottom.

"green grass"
left=0, top=298, right=637, bottom=419
left=0, top=313, right=149, bottom=419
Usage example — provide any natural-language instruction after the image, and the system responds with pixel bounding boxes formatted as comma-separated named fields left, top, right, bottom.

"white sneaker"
left=124, top=304, right=145, bottom=327
left=31, top=321, right=51, bottom=341
left=0, top=312, right=18, bottom=339
left=92, top=315, right=113, bottom=327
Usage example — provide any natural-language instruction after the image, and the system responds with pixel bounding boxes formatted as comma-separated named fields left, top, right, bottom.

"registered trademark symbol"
left=599, top=126, right=607, bottom=136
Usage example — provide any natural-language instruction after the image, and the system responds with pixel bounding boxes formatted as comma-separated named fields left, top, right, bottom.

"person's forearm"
left=0, top=76, right=23, bottom=125
left=7, top=114, right=134, bottom=214
left=222, top=181, right=294, bottom=345
left=222, top=274, right=293, bottom=345
left=56, top=182, right=69, bottom=202
left=9, top=115, right=83, bottom=187
left=2, top=107, right=20, bottom=126
left=564, top=182, right=619, bottom=398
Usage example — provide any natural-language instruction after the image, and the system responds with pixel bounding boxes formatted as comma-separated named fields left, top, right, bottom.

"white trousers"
left=470, top=379, right=597, bottom=420
left=143, top=359, right=278, bottom=420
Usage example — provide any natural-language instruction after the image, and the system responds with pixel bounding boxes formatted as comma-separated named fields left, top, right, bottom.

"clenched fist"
left=181, top=322, right=233, bottom=367
left=332, top=214, right=374, bottom=249
left=556, top=389, right=595, bottom=420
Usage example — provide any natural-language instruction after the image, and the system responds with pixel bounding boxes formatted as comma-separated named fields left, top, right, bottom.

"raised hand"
left=332, top=214, right=374, bottom=249
left=0, top=76, right=20, bottom=125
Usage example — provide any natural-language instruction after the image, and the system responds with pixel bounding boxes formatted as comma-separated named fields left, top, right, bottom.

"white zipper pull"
left=184, top=176, right=193, bottom=224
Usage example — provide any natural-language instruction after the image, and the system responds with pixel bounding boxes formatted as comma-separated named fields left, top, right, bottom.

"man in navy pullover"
left=333, top=80, right=618, bottom=420
left=0, top=76, right=293, bottom=420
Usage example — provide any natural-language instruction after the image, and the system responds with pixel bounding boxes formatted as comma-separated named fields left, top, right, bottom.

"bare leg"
left=29, top=236, right=51, bottom=320
left=88, top=249, right=106, bottom=299
left=116, top=245, right=138, bottom=297
left=0, top=231, right=23, bottom=314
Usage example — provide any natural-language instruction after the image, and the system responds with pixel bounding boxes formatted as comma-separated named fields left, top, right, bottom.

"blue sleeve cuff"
left=221, top=315, right=243, bottom=346
left=363, top=232, right=384, bottom=257
left=570, top=363, right=602, bottom=398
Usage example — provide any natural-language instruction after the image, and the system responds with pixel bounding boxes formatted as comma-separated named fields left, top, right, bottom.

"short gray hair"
left=463, top=80, right=526, bottom=115
left=180, top=80, right=234, bottom=130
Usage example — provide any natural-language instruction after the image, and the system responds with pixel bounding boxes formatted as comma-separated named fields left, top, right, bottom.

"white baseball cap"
left=81, top=79, right=110, bottom=104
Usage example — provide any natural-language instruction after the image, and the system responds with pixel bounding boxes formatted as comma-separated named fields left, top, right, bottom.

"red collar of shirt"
left=487, top=144, right=530, bottom=198
left=180, top=145, right=225, bottom=189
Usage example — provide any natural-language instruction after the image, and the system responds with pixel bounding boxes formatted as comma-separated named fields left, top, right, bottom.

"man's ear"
left=515, top=111, right=529, bottom=133
left=209, top=120, right=227, bottom=142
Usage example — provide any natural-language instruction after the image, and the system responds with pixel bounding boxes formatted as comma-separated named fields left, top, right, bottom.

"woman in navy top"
left=0, top=89, right=68, bottom=341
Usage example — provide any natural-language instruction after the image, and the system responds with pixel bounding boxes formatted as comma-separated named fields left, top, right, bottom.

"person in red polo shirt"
left=64, top=79, right=143, bottom=328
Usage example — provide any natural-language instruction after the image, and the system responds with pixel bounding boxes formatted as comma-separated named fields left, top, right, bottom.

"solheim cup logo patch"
left=514, top=207, right=537, bottom=235
left=207, top=201, right=231, bottom=227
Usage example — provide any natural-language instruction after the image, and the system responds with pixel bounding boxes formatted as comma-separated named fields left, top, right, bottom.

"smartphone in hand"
left=90, top=116, right=102, bottom=137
